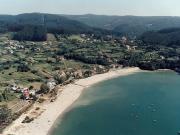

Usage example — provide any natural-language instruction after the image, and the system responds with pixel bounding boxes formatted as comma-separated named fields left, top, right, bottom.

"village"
left=0, top=33, right=142, bottom=99
left=0, top=32, right=161, bottom=102
left=1, top=31, right=161, bottom=133
left=0, top=33, right=128, bottom=129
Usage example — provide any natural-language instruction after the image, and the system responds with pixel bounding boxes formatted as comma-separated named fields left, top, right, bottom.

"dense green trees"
left=0, top=88, right=12, bottom=102
left=13, top=25, right=47, bottom=41
left=140, top=28, right=180, bottom=47
left=0, top=93, right=3, bottom=102
left=54, top=72, right=67, bottom=84
left=0, top=105, right=13, bottom=132
left=0, top=13, right=111, bottom=40
left=40, top=83, right=50, bottom=94
left=17, top=64, right=30, bottom=72
left=0, top=105, right=11, bottom=122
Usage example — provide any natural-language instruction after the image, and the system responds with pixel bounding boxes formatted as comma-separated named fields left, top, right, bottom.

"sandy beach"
left=3, top=67, right=140, bottom=135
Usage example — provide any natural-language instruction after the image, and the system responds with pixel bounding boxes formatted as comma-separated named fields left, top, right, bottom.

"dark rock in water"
left=177, top=131, right=180, bottom=135
left=175, top=68, right=180, bottom=74
left=152, top=109, right=157, bottom=112
left=153, top=120, right=157, bottom=123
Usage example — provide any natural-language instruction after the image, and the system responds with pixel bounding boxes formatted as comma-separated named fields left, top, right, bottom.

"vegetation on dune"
left=0, top=105, right=13, bottom=132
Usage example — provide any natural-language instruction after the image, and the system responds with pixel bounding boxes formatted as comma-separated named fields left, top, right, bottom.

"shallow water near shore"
left=51, top=71, right=180, bottom=135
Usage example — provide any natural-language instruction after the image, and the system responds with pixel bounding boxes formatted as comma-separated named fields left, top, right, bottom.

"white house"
left=47, top=78, right=57, bottom=90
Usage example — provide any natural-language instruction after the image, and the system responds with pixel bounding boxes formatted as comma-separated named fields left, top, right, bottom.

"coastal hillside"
left=1, top=0, right=180, bottom=135
left=140, top=28, right=180, bottom=46
left=1, top=14, right=180, bottom=135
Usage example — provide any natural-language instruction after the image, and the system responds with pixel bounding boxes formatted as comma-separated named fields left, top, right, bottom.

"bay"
left=51, top=71, right=180, bottom=135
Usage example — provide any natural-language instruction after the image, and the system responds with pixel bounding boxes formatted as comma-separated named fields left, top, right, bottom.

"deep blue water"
left=51, top=71, right=180, bottom=135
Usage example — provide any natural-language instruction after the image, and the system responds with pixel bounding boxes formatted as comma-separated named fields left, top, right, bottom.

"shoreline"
left=3, top=67, right=140, bottom=135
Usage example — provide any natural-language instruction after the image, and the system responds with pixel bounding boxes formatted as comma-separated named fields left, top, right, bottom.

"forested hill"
left=1, top=13, right=180, bottom=41
left=0, top=13, right=109, bottom=35
left=0, top=13, right=113, bottom=41
left=140, top=28, right=180, bottom=46
left=65, top=14, right=180, bottom=37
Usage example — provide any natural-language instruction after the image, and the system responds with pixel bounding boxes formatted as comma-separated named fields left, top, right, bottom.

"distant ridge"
left=1, top=13, right=180, bottom=38
left=0, top=13, right=91, bottom=34
left=64, top=14, right=180, bottom=37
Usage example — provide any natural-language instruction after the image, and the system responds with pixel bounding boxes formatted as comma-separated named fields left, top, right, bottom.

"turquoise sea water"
left=51, top=71, right=180, bottom=135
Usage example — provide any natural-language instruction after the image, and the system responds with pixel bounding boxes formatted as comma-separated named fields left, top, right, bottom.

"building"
left=47, top=78, right=57, bottom=90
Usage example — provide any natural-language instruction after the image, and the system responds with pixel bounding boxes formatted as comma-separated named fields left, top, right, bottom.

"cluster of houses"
left=7, top=66, right=107, bottom=100
left=79, top=34, right=137, bottom=45
left=0, top=40, right=24, bottom=55
left=9, top=78, right=57, bottom=100
left=9, top=84, right=36, bottom=100
left=0, top=40, right=45, bottom=56
left=46, top=78, right=57, bottom=90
